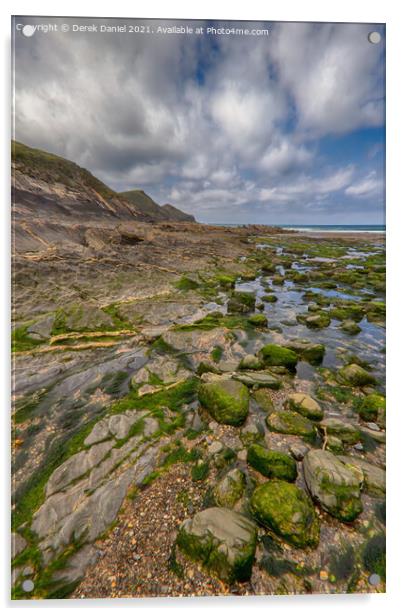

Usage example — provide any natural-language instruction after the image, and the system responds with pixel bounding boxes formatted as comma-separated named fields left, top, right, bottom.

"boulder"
left=338, top=456, right=385, bottom=497
left=319, top=417, right=360, bottom=445
left=250, top=480, right=319, bottom=548
left=198, top=379, right=249, bottom=426
left=287, top=393, right=324, bottom=421
left=337, top=363, right=376, bottom=387
left=177, top=507, right=257, bottom=583
left=303, top=449, right=363, bottom=522
left=258, top=344, right=298, bottom=371
left=284, top=340, right=325, bottom=364
left=299, top=313, right=331, bottom=329
left=247, top=444, right=297, bottom=482
left=266, top=411, right=316, bottom=438
left=213, top=469, right=246, bottom=508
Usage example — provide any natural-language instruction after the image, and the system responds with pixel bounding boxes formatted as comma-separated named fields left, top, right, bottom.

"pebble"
left=237, top=449, right=248, bottom=461
left=208, top=441, right=223, bottom=455
left=366, top=422, right=380, bottom=431
left=319, top=570, right=328, bottom=581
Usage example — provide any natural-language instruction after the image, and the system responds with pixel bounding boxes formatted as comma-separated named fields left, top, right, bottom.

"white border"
left=1, top=1, right=401, bottom=614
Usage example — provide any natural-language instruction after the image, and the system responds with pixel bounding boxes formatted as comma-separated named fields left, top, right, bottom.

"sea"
left=211, top=224, right=385, bottom=233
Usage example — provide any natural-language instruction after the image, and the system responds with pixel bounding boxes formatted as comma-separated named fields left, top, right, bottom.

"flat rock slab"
left=319, top=417, right=360, bottom=444
left=84, top=410, right=147, bottom=445
left=287, top=393, right=324, bottom=421
left=177, top=507, right=257, bottom=583
left=234, top=371, right=281, bottom=389
left=266, top=410, right=316, bottom=438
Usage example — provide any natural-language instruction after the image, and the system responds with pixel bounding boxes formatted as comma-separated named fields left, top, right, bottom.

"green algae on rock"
left=238, top=354, right=263, bottom=371
left=258, top=344, right=298, bottom=371
left=284, top=340, right=325, bottom=365
left=341, top=320, right=362, bottom=335
left=337, top=363, right=377, bottom=387
left=250, top=480, right=320, bottom=548
left=303, top=449, right=363, bottom=522
left=177, top=507, right=257, bottom=583
left=266, top=411, right=316, bottom=438
left=198, top=379, right=249, bottom=426
left=247, top=444, right=297, bottom=482
left=247, top=314, right=268, bottom=328
left=287, top=393, right=324, bottom=421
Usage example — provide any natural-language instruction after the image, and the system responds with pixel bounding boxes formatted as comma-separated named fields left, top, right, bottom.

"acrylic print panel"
left=11, top=16, right=385, bottom=599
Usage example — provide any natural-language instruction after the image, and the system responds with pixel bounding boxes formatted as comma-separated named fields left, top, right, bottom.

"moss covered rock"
left=250, top=480, right=320, bottom=548
left=266, top=411, right=316, bottom=438
left=301, top=312, right=331, bottom=329
left=287, top=393, right=324, bottom=421
left=238, top=354, right=263, bottom=371
left=319, top=418, right=360, bottom=445
left=234, top=371, right=281, bottom=389
left=253, top=388, right=275, bottom=413
left=198, top=379, right=249, bottom=426
left=303, top=449, right=363, bottom=522
left=337, top=363, right=376, bottom=387
left=261, top=294, right=278, bottom=303
left=247, top=314, right=268, bottom=328
left=284, top=340, right=325, bottom=365
left=247, top=444, right=297, bottom=482
left=213, top=468, right=246, bottom=508
left=357, top=393, right=385, bottom=422
left=258, top=344, right=298, bottom=371
left=177, top=507, right=257, bottom=583
left=227, top=291, right=256, bottom=314
left=341, top=320, right=362, bottom=335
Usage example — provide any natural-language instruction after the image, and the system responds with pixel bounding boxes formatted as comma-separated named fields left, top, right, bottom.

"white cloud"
left=345, top=171, right=383, bottom=197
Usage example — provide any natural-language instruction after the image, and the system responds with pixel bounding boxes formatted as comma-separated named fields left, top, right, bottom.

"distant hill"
left=12, top=141, right=196, bottom=224
left=120, top=190, right=195, bottom=223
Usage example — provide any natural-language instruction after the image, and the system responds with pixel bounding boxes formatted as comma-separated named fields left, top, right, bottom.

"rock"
left=359, top=426, right=386, bottom=443
left=240, top=419, right=263, bottom=446
left=208, top=441, right=224, bottom=455
left=162, top=327, right=228, bottom=357
left=237, top=449, right=248, bottom=462
left=341, top=320, right=362, bottom=335
left=131, top=356, right=190, bottom=386
left=52, top=545, right=100, bottom=584
left=196, top=361, right=221, bottom=376
left=338, top=456, right=385, bottom=497
left=319, top=418, right=360, bottom=445
left=284, top=340, right=325, bottom=364
left=357, top=393, right=385, bottom=422
left=138, top=384, right=161, bottom=396
left=266, top=411, right=316, bottom=438
left=287, top=393, right=324, bottom=421
left=27, top=314, right=55, bottom=340
left=248, top=314, right=268, bottom=327
left=213, top=469, right=246, bottom=508
left=198, top=379, right=249, bottom=426
left=253, top=388, right=275, bottom=413
left=289, top=443, right=309, bottom=461
left=227, top=291, right=256, bottom=314
left=12, top=532, right=27, bottom=559
left=247, top=444, right=297, bottom=482
left=84, top=410, right=146, bottom=445
left=258, top=344, right=298, bottom=370
left=250, top=480, right=319, bottom=548
left=337, top=363, right=376, bottom=387
left=63, top=304, right=115, bottom=332
left=326, top=435, right=344, bottom=454
left=303, top=449, right=363, bottom=522
left=177, top=507, right=257, bottom=583
left=45, top=440, right=115, bottom=497
left=234, top=370, right=281, bottom=389
left=238, top=354, right=263, bottom=370
left=261, top=294, right=278, bottom=303
left=300, top=313, right=331, bottom=329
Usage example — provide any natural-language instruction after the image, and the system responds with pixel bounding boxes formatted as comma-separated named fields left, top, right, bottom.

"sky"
left=13, top=17, right=385, bottom=224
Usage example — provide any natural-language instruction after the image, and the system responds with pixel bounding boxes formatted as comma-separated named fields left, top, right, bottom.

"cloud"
left=345, top=171, right=383, bottom=197
left=13, top=17, right=385, bottom=223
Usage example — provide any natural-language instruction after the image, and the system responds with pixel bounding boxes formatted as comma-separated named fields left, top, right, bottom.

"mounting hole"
left=368, top=573, right=381, bottom=586
left=22, top=579, right=34, bottom=592
left=368, top=31, right=381, bottom=44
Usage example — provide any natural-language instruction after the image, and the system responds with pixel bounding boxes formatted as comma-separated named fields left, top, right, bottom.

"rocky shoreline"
left=11, top=225, right=385, bottom=599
